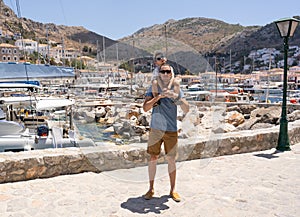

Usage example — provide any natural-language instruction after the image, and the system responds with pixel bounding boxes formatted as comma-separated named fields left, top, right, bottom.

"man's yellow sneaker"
left=143, top=189, right=154, bottom=200
left=170, top=192, right=181, bottom=202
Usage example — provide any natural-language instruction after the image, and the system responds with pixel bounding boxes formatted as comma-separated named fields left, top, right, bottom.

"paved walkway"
left=0, top=144, right=299, bottom=217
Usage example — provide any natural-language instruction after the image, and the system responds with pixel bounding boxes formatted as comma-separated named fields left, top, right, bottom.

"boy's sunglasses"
left=159, top=70, right=172, bottom=74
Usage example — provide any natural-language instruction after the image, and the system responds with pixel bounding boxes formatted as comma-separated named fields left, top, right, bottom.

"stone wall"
left=1, top=120, right=300, bottom=184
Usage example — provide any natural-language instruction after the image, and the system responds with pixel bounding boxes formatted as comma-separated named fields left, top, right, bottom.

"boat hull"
left=0, top=121, right=24, bottom=136
left=0, top=135, right=95, bottom=152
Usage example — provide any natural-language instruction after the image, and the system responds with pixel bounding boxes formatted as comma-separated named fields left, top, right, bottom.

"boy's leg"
left=167, top=72, right=174, bottom=90
left=169, top=77, right=181, bottom=103
left=152, top=80, right=161, bottom=107
left=152, top=79, right=159, bottom=97
left=157, top=77, right=164, bottom=92
left=173, top=78, right=181, bottom=95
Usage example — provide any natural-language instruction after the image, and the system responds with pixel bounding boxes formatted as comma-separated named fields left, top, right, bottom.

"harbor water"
left=75, top=121, right=116, bottom=144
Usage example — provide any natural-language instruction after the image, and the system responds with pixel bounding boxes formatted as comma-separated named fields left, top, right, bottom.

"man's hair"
left=159, top=64, right=175, bottom=80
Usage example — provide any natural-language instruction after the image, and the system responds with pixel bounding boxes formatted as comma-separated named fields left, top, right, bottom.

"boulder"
left=236, top=117, right=260, bottom=131
left=239, top=104, right=257, bottom=114
left=225, top=111, right=245, bottom=127
left=95, top=107, right=106, bottom=118
left=82, top=110, right=96, bottom=123
left=251, top=123, right=275, bottom=130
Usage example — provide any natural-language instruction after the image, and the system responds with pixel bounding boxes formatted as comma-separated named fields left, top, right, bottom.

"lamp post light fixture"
left=274, top=17, right=300, bottom=151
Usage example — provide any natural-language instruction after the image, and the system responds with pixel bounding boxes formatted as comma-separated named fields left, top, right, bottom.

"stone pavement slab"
left=0, top=144, right=299, bottom=217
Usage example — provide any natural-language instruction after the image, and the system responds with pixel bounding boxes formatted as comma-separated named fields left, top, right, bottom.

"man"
left=143, top=64, right=189, bottom=202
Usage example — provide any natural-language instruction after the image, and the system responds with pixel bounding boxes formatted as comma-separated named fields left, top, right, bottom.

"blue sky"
left=3, top=0, right=300, bottom=40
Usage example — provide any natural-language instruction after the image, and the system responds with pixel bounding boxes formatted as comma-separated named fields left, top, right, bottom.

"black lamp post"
left=274, top=17, right=300, bottom=151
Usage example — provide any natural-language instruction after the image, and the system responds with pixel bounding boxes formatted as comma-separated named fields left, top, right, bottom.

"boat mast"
left=164, top=25, right=168, bottom=58
left=266, top=51, right=272, bottom=103
left=46, top=25, right=50, bottom=64
left=79, top=39, right=82, bottom=70
left=229, top=49, right=232, bottom=73
left=37, top=36, right=40, bottom=64
left=102, top=36, right=106, bottom=64
left=96, top=40, right=99, bottom=72
left=130, top=38, right=135, bottom=95
left=116, top=42, right=119, bottom=83
left=61, top=37, right=65, bottom=66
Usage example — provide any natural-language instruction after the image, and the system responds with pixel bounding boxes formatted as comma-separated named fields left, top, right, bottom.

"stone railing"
left=1, top=120, right=300, bottom=184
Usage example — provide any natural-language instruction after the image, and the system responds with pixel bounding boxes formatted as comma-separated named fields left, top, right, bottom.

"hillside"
left=121, top=16, right=300, bottom=56
left=124, top=18, right=259, bottom=53
left=0, top=0, right=299, bottom=74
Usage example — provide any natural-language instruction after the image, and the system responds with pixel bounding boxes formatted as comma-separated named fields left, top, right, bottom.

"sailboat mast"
left=46, top=26, right=50, bottom=64
left=265, top=51, right=272, bottom=103
left=116, top=42, right=119, bottom=83
left=164, top=25, right=168, bottom=58
left=102, top=36, right=105, bottom=64
left=37, top=37, right=40, bottom=64
left=79, top=39, right=82, bottom=70
left=96, top=40, right=99, bottom=72
left=229, top=49, right=232, bottom=73
left=61, top=37, right=65, bottom=66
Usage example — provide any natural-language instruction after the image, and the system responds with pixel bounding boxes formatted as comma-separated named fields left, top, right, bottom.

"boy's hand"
left=162, top=89, right=178, bottom=99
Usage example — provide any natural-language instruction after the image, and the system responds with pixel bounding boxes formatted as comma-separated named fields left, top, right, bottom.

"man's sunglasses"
left=156, top=57, right=162, bottom=61
left=159, top=70, right=172, bottom=74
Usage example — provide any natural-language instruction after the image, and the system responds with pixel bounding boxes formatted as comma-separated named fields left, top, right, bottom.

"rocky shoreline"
left=74, top=100, right=300, bottom=145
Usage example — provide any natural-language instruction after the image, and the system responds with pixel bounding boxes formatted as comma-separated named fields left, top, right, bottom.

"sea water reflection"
left=75, top=121, right=115, bottom=143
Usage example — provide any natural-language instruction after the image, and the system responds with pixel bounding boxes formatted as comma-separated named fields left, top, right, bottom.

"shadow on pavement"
left=121, top=195, right=170, bottom=214
left=254, top=150, right=281, bottom=159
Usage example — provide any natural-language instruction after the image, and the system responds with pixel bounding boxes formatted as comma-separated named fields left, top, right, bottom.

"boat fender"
left=35, top=135, right=38, bottom=144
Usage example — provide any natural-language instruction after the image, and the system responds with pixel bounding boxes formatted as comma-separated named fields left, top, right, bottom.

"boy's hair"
left=154, top=51, right=166, bottom=60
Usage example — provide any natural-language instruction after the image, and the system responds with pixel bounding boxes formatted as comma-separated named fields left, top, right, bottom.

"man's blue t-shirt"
left=145, top=86, right=184, bottom=132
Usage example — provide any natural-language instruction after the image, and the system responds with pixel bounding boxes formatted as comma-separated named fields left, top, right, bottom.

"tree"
left=50, top=57, right=57, bottom=65
left=71, top=59, right=86, bottom=69
left=64, top=59, right=71, bottom=67
left=119, top=62, right=131, bottom=71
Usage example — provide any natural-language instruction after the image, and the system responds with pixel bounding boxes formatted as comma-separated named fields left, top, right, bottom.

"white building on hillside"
left=15, top=39, right=38, bottom=54
left=50, top=45, right=79, bottom=63
left=38, top=44, right=49, bottom=57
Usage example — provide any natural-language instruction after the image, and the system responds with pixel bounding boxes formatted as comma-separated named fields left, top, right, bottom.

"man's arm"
left=143, top=95, right=162, bottom=112
left=178, top=98, right=189, bottom=114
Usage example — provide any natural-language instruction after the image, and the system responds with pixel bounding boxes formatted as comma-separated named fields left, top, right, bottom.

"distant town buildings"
left=244, top=46, right=300, bottom=72
left=0, top=37, right=81, bottom=65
